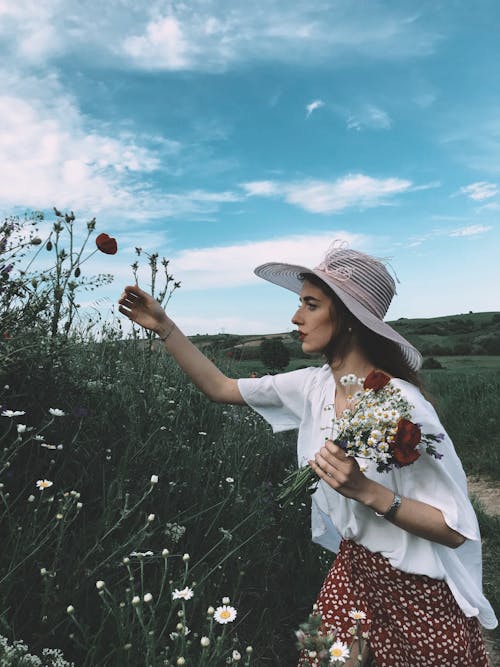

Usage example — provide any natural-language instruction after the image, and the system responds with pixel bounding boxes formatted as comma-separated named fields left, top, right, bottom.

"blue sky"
left=1, top=0, right=499, bottom=334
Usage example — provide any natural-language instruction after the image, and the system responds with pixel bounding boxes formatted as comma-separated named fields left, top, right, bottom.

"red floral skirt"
left=300, top=539, right=490, bottom=667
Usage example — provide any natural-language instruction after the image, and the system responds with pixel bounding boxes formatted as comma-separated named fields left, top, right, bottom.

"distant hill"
left=190, top=311, right=500, bottom=359
left=389, top=311, right=500, bottom=356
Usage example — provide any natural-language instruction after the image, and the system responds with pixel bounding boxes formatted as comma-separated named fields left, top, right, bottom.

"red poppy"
left=96, top=233, right=117, bottom=255
left=364, top=370, right=391, bottom=391
left=392, top=418, right=421, bottom=466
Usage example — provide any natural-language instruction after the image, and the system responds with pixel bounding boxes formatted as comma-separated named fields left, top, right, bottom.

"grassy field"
left=1, top=332, right=499, bottom=665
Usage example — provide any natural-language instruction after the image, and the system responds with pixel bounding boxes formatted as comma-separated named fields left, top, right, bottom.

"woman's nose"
left=291, top=309, right=302, bottom=325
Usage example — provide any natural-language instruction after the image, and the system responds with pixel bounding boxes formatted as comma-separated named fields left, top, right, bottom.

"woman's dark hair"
left=300, top=273, right=423, bottom=390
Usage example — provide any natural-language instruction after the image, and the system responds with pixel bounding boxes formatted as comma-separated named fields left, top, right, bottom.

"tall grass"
left=0, top=329, right=330, bottom=665
left=422, top=370, right=500, bottom=480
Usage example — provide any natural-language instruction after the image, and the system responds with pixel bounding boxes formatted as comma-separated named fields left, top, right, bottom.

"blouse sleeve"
left=392, top=380, right=480, bottom=542
left=237, top=366, right=319, bottom=433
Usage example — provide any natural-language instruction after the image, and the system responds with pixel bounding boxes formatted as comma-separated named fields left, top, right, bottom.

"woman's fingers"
left=313, top=451, right=335, bottom=477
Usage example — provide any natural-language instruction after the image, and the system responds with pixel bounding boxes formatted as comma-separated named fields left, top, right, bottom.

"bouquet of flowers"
left=278, top=370, right=444, bottom=507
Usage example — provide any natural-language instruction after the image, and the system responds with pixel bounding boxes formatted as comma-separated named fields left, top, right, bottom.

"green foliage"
left=259, top=338, right=291, bottom=373
left=421, top=371, right=500, bottom=480
left=421, top=357, right=443, bottom=370
left=0, top=635, right=74, bottom=666
left=391, top=312, right=500, bottom=357
left=0, top=210, right=115, bottom=340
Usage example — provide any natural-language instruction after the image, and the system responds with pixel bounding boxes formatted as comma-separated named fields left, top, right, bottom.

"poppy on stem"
left=96, top=233, right=117, bottom=255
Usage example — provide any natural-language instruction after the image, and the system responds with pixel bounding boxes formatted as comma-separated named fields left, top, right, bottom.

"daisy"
left=36, top=479, right=53, bottom=490
left=49, top=408, right=66, bottom=417
left=214, top=604, right=237, bottom=624
left=348, top=609, right=367, bottom=621
left=329, top=640, right=350, bottom=662
left=1, top=409, right=26, bottom=417
left=130, top=550, right=154, bottom=558
left=172, top=586, right=194, bottom=601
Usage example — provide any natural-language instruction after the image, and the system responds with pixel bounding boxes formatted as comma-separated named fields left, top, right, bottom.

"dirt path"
left=467, top=476, right=500, bottom=666
left=467, top=476, right=500, bottom=516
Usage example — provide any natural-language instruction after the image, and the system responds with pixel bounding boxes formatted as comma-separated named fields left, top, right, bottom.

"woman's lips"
left=298, top=332, right=306, bottom=341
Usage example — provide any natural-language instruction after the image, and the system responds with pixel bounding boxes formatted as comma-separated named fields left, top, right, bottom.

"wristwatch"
left=375, top=493, right=402, bottom=521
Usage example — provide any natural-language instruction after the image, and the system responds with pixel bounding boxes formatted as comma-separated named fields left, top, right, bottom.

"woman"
left=119, top=241, right=497, bottom=666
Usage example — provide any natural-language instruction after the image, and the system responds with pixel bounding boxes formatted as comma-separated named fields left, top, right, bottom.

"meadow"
left=1, top=213, right=499, bottom=665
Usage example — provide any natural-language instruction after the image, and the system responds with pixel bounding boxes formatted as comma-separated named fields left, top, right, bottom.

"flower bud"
left=67, top=605, right=75, bottom=614
left=200, top=636, right=210, bottom=647
left=95, top=580, right=105, bottom=590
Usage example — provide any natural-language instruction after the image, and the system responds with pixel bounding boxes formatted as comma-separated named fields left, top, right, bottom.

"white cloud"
left=306, top=99, right=325, bottom=118
left=242, top=174, right=412, bottom=213
left=0, top=1, right=444, bottom=73
left=241, top=181, right=280, bottom=196
left=460, top=181, right=498, bottom=201
left=123, top=16, right=189, bottom=70
left=0, top=71, right=242, bottom=220
left=449, top=224, right=492, bottom=237
left=0, top=0, right=62, bottom=63
left=172, top=231, right=365, bottom=290
left=173, top=314, right=269, bottom=335
left=346, top=105, right=392, bottom=131
left=115, top=2, right=442, bottom=72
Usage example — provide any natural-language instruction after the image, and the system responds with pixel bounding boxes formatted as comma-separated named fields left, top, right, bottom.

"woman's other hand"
left=118, top=285, right=170, bottom=335
left=309, top=439, right=370, bottom=502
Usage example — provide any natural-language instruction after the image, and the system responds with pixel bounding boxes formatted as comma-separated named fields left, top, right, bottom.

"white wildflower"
left=36, top=479, right=53, bottom=490
left=172, top=587, right=194, bottom=601
left=214, top=604, right=237, bottom=624
left=49, top=408, right=66, bottom=417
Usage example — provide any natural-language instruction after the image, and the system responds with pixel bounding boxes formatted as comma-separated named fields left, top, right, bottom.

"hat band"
left=315, top=269, right=390, bottom=319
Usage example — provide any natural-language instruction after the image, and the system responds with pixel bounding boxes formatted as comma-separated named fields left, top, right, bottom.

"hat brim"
left=254, top=261, right=422, bottom=371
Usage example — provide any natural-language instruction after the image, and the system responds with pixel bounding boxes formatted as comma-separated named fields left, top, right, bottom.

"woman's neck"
left=329, top=348, right=375, bottom=393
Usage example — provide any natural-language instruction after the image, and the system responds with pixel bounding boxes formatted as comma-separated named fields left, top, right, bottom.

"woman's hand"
left=309, top=439, right=370, bottom=502
left=118, top=285, right=170, bottom=335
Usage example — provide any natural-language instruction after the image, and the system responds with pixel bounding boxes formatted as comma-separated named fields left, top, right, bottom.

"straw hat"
left=254, top=240, right=422, bottom=370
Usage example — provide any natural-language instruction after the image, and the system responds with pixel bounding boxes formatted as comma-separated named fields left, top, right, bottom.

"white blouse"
left=238, top=364, right=498, bottom=629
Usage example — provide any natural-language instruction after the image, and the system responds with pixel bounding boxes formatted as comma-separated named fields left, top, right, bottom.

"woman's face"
left=291, top=279, right=336, bottom=354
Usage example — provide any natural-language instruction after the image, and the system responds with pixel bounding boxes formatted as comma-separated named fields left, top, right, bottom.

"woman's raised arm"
left=118, top=285, right=245, bottom=405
